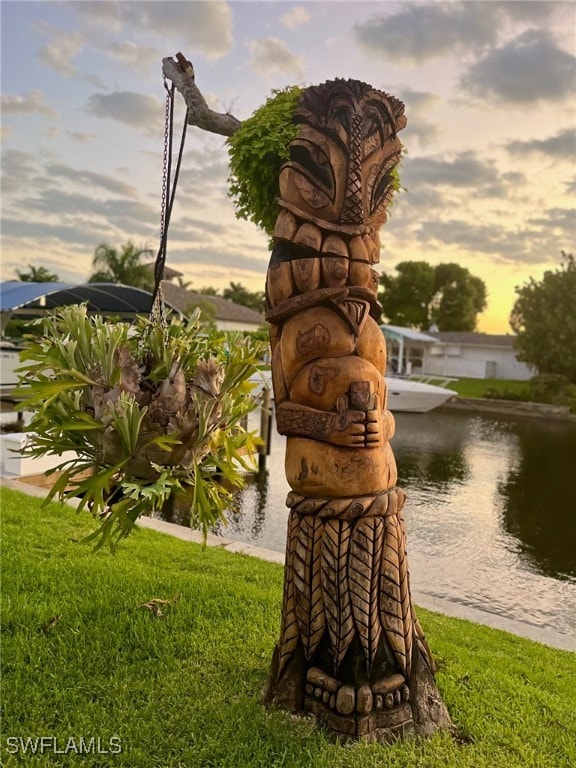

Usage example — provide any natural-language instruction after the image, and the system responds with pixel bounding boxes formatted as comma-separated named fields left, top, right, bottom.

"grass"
left=1, top=487, right=575, bottom=768
left=443, top=378, right=532, bottom=400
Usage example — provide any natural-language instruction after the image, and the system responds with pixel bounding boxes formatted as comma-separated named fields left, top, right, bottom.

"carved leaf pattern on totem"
left=379, top=514, right=413, bottom=678
left=292, top=515, right=325, bottom=660
left=321, top=519, right=355, bottom=669
left=349, top=517, right=384, bottom=669
left=276, top=511, right=300, bottom=680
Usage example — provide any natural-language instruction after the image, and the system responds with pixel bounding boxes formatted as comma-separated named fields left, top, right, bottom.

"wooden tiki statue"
left=264, top=80, right=451, bottom=742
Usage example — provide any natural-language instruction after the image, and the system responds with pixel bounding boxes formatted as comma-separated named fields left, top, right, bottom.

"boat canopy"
left=380, top=324, right=439, bottom=375
left=380, top=324, right=439, bottom=344
left=0, top=280, right=177, bottom=314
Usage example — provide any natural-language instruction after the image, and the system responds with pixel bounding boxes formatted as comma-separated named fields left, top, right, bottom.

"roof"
left=160, top=282, right=266, bottom=325
left=380, top=324, right=517, bottom=349
left=427, top=332, right=516, bottom=348
left=142, top=263, right=183, bottom=280
left=380, top=324, right=439, bottom=343
left=0, top=281, right=178, bottom=316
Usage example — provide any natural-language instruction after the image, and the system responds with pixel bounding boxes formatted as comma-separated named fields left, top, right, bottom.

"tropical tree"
left=379, top=261, right=435, bottom=329
left=16, top=264, right=60, bottom=282
left=222, top=281, right=265, bottom=313
left=510, top=252, right=576, bottom=382
left=176, top=276, right=193, bottom=290
left=432, top=263, right=487, bottom=331
left=379, top=261, right=487, bottom=331
left=88, top=241, right=154, bottom=291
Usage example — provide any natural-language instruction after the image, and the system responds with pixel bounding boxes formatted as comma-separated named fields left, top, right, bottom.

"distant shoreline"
left=440, top=396, right=576, bottom=422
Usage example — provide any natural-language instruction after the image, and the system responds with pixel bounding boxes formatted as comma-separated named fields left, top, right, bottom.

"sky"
left=1, top=0, right=575, bottom=333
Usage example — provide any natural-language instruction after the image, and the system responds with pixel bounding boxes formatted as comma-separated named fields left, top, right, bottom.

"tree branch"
left=162, top=54, right=242, bottom=137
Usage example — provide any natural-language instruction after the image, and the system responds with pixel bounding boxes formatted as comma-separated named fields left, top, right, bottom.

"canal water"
left=164, top=408, right=576, bottom=648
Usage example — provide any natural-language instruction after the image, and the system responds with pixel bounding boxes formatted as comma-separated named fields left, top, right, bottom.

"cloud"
left=401, top=152, right=503, bottom=191
left=167, top=242, right=269, bottom=276
left=1, top=150, right=41, bottom=194
left=44, top=163, right=138, bottom=197
left=38, top=29, right=85, bottom=75
left=353, top=1, right=564, bottom=65
left=492, top=0, right=560, bottom=24
left=1, top=217, right=112, bottom=250
left=86, top=91, right=163, bottom=134
left=528, top=207, right=576, bottom=236
left=400, top=89, right=440, bottom=112
left=96, top=40, right=158, bottom=71
left=168, top=217, right=230, bottom=241
left=16, top=188, right=158, bottom=240
left=281, top=6, right=310, bottom=29
left=505, top=128, right=576, bottom=160
left=71, top=1, right=233, bottom=60
left=69, top=131, right=96, bottom=143
left=461, top=30, right=576, bottom=103
left=412, top=217, right=570, bottom=265
left=353, top=2, right=498, bottom=64
left=247, top=38, right=304, bottom=77
left=399, top=88, right=441, bottom=146
left=1, top=90, right=59, bottom=118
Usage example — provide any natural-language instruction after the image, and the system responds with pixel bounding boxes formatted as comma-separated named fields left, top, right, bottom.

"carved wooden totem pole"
left=264, top=80, right=451, bottom=742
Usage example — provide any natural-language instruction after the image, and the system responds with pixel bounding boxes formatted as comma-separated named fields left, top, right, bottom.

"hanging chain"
left=150, top=70, right=189, bottom=326
left=150, top=77, right=175, bottom=328
left=159, top=76, right=172, bottom=249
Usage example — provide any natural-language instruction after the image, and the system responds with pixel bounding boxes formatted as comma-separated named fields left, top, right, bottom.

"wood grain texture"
left=292, top=515, right=325, bottom=660
left=349, top=517, right=384, bottom=669
left=379, top=514, right=413, bottom=677
left=321, top=519, right=355, bottom=669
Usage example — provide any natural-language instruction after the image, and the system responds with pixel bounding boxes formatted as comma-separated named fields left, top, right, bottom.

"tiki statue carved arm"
left=276, top=395, right=395, bottom=448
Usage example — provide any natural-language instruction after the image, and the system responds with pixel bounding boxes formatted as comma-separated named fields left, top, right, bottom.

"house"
left=160, top=282, right=266, bottom=332
left=381, top=325, right=534, bottom=381
left=424, top=331, right=534, bottom=380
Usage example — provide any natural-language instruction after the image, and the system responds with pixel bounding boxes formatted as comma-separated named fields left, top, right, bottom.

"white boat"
left=385, top=376, right=454, bottom=413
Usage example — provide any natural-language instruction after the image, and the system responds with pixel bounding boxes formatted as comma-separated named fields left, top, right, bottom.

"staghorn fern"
left=14, top=304, right=268, bottom=551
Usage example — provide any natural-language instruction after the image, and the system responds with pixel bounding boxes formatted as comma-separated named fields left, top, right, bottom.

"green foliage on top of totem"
left=227, top=86, right=302, bottom=237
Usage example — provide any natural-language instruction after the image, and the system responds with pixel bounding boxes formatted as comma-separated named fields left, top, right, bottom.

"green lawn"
left=1, top=487, right=574, bottom=767
left=443, top=378, right=532, bottom=400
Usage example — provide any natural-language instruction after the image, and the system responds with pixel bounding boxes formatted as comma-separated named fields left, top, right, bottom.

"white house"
left=381, top=325, right=534, bottom=381
left=424, top=331, right=534, bottom=380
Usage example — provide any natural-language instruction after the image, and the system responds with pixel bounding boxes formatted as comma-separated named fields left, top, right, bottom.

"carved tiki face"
left=276, top=79, right=406, bottom=239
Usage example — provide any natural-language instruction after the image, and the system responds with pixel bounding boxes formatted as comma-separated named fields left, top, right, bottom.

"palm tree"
left=16, top=264, right=60, bottom=282
left=88, top=242, right=154, bottom=290
left=222, top=281, right=265, bottom=312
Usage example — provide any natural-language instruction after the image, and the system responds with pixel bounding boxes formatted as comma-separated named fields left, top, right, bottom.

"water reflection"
left=390, top=412, right=471, bottom=492
left=497, top=420, right=576, bottom=581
